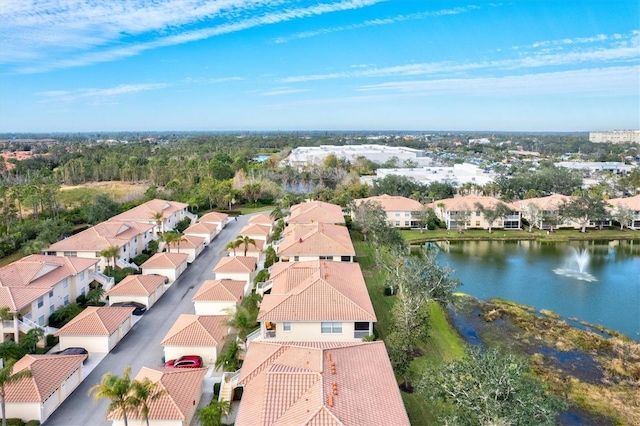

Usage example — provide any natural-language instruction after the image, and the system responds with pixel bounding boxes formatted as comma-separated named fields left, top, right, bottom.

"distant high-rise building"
left=589, top=130, right=640, bottom=144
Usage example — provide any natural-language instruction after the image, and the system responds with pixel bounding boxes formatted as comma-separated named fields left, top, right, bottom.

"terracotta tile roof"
left=167, top=234, right=205, bottom=250
left=55, top=306, right=134, bottom=336
left=238, top=224, right=271, bottom=237
left=431, top=195, right=517, bottom=211
left=227, top=238, right=265, bottom=254
left=277, top=223, right=354, bottom=257
left=0, top=254, right=98, bottom=288
left=184, top=222, right=217, bottom=235
left=141, top=253, right=188, bottom=269
left=0, top=286, right=50, bottom=311
left=7, top=354, right=86, bottom=403
left=354, top=194, right=423, bottom=212
left=160, top=314, right=228, bottom=346
left=213, top=256, right=256, bottom=273
left=199, top=211, right=229, bottom=224
left=106, top=274, right=165, bottom=297
left=514, top=193, right=575, bottom=211
left=258, top=261, right=375, bottom=322
left=108, top=367, right=206, bottom=421
left=192, top=279, right=246, bottom=302
left=608, top=194, right=640, bottom=210
left=248, top=213, right=273, bottom=226
left=110, top=199, right=188, bottom=222
left=235, top=341, right=409, bottom=426
left=288, top=201, right=345, bottom=224
left=47, top=221, right=154, bottom=252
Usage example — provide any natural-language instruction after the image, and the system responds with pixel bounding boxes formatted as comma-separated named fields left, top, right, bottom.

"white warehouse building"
left=283, top=144, right=432, bottom=168
left=367, top=163, right=496, bottom=187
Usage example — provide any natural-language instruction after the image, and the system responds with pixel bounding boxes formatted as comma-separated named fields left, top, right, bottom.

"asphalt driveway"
left=44, top=213, right=251, bottom=426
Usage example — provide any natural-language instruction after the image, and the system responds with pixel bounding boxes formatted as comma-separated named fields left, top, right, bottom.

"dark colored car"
left=164, top=355, right=203, bottom=368
left=111, top=301, right=147, bottom=315
left=52, top=347, right=89, bottom=363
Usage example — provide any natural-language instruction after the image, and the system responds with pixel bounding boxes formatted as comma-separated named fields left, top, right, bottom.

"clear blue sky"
left=1, top=0, right=638, bottom=133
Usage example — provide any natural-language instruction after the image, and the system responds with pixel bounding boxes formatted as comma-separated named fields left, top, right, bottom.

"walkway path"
left=44, top=214, right=251, bottom=426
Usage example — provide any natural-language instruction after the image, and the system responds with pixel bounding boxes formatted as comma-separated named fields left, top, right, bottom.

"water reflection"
left=437, top=240, right=640, bottom=340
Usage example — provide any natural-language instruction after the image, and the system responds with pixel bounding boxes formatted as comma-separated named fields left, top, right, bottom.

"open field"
left=401, top=228, right=640, bottom=244
left=58, top=181, right=149, bottom=207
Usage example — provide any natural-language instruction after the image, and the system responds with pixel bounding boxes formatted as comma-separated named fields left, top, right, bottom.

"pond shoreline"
left=406, top=232, right=640, bottom=245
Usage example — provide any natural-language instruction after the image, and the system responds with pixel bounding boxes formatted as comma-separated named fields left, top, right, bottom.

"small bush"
left=213, top=382, right=221, bottom=398
left=132, top=253, right=151, bottom=266
left=6, top=419, right=24, bottom=426
left=25, top=420, right=40, bottom=426
left=76, top=294, right=87, bottom=307
left=46, top=334, right=59, bottom=347
left=254, top=269, right=270, bottom=285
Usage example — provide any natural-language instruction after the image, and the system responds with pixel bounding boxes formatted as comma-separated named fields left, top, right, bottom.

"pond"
left=436, top=240, right=640, bottom=341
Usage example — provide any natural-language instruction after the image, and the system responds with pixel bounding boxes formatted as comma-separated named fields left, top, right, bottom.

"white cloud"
left=272, top=5, right=481, bottom=43
left=1, top=0, right=386, bottom=73
left=261, top=88, right=312, bottom=96
left=37, top=83, right=167, bottom=103
left=357, top=66, right=640, bottom=97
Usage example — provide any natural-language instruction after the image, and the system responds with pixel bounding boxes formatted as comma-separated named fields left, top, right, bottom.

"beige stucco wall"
left=143, top=267, right=179, bottom=283
left=5, top=402, right=41, bottom=423
left=163, top=345, right=220, bottom=367
left=110, top=294, right=152, bottom=307
left=60, top=335, right=109, bottom=353
left=214, top=272, right=251, bottom=286
left=228, top=249, right=260, bottom=259
left=260, top=321, right=368, bottom=342
left=194, top=301, right=237, bottom=316
left=185, top=231, right=214, bottom=245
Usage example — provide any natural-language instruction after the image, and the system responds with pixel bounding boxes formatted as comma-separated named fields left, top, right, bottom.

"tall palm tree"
left=19, top=327, right=44, bottom=354
left=162, top=231, right=186, bottom=253
left=0, top=360, right=32, bottom=426
left=99, top=245, right=120, bottom=273
left=225, top=240, right=240, bottom=256
left=130, top=378, right=166, bottom=426
left=89, top=367, right=135, bottom=426
left=226, top=306, right=257, bottom=349
left=235, top=235, right=256, bottom=257
left=150, top=211, right=164, bottom=234
left=214, top=340, right=242, bottom=372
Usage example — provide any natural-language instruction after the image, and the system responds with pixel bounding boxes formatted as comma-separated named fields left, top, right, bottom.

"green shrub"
left=132, top=253, right=151, bottom=266
left=25, top=420, right=40, bottom=426
left=46, top=334, right=59, bottom=347
left=76, top=294, right=87, bottom=307
left=213, top=382, right=221, bottom=398
left=6, top=419, right=24, bottom=426
left=254, top=269, right=270, bottom=285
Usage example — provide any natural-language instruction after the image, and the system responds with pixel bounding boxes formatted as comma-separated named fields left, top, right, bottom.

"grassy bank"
left=401, top=228, right=640, bottom=244
left=354, top=241, right=465, bottom=425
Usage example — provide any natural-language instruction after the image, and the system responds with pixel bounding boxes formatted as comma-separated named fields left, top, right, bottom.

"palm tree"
left=99, top=245, right=120, bottom=274
left=162, top=231, right=186, bottom=253
left=197, top=399, right=232, bottom=426
left=151, top=211, right=164, bottom=234
left=89, top=367, right=136, bottom=426
left=0, top=359, right=33, bottom=426
left=130, top=378, right=166, bottom=426
left=19, top=327, right=44, bottom=354
left=270, top=206, right=283, bottom=221
left=225, top=240, right=240, bottom=256
left=214, top=340, right=243, bottom=372
left=226, top=306, right=257, bottom=349
left=0, top=342, right=26, bottom=364
left=87, top=286, right=106, bottom=306
left=235, top=235, right=256, bottom=257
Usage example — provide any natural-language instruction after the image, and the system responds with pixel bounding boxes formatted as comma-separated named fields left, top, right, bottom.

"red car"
left=164, top=355, right=203, bottom=368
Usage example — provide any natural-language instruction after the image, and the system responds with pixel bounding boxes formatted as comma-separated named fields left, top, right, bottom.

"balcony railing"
left=265, top=330, right=276, bottom=338
left=354, top=330, right=370, bottom=339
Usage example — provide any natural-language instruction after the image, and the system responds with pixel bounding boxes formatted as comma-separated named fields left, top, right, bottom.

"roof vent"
left=326, top=352, right=331, bottom=361
left=330, top=361, right=336, bottom=375
left=327, top=394, right=334, bottom=407
left=332, top=382, right=338, bottom=395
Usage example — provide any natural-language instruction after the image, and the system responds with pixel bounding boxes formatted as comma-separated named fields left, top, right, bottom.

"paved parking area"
left=44, top=214, right=251, bottom=426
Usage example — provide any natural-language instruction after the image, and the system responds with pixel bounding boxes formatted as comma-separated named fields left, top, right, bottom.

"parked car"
left=52, top=347, right=89, bottom=362
left=164, top=355, right=203, bottom=368
left=111, top=301, right=147, bottom=315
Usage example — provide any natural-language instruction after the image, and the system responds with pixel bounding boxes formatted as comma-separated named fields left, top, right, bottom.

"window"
left=37, top=296, right=44, bottom=308
left=395, top=221, right=400, bottom=226
left=79, top=270, right=85, bottom=280
left=62, top=278, right=68, bottom=288
left=63, top=251, right=77, bottom=257
left=50, top=305, right=55, bottom=315
left=476, top=211, right=481, bottom=217
left=134, top=237, right=138, bottom=243
left=321, top=322, right=342, bottom=334
left=283, top=322, right=291, bottom=332
left=354, top=322, right=370, bottom=338
left=38, top=315, right=45, bottom=326
left=395, top=212, right=400, bottom=217
left=293, top=256, right=299, bottom=261
left=405, top=212, right=410, bottom=217
left=49, top=290, right=54, bottom=298
left=404, top=221, right=410, bottom=226
left=340, top=256, right=351, bottom=262
left=81, top=287, right=86, bottom=295
left=63, top=295, right=69, bottom=305
left=319, top=256, right=333, bottom=261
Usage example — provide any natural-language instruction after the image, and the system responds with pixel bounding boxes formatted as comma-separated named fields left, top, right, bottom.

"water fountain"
left=553, top=247, right=597, bottom=282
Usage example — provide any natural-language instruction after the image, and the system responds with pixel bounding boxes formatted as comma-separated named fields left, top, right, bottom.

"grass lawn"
left=354, top=240, right=465, bottom=425
left=58, top=182, right=148, bottom=206
left=0, top=251, right=23, bottom=267
left=401, top=228, right=639, bottom=244
left=234, top=204, right=275, bottom=215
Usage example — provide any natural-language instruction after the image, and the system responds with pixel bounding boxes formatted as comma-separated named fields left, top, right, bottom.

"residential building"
left=108, top=367, right=207, bottom=426
left=607, top=194, right=640, bottom=229
left=55, top=306, right=135, bottom=353
left=183, top=222, right=217, bottom=245
left=276, top=223, right=355, bottom=262
left=257, top=261, right=376, bottom=341
left=192, top=279, right=246, bottom=315
left=160, top=314, right=228, bottom=366
left=371, top=163, right=496, bottom=186
left=589, top=130, right=640, bottom=144
left=5, top=354, right=87, bottom=423
left=516, top=194, right=580, bottom=230
left=141, top=253, right=189, bottom=284
left=212, top=257, right=256, bottom=293
left=226, top=238, right=265, bottom=259
left=44, top=221, right=155, bottom=272
left=247, top=213, right=274, bottom=230
left=0, top=255, right=100, bottom=342
left=166, top=234, right=205, bottom=263
left=198, top=211, right=229, bottom=232
left=234, top=341, right=409, bottom=426
left=352, top=194, right=423, bottom=228
left=106, top=274, right=166, bottom=308
left=288, top=200, right=345, bottom=224
left=237, top=224, right=271, bottom=242
left=431, top=195, right=521, bottom=230
left=109, top=199, right=195, bottom=233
